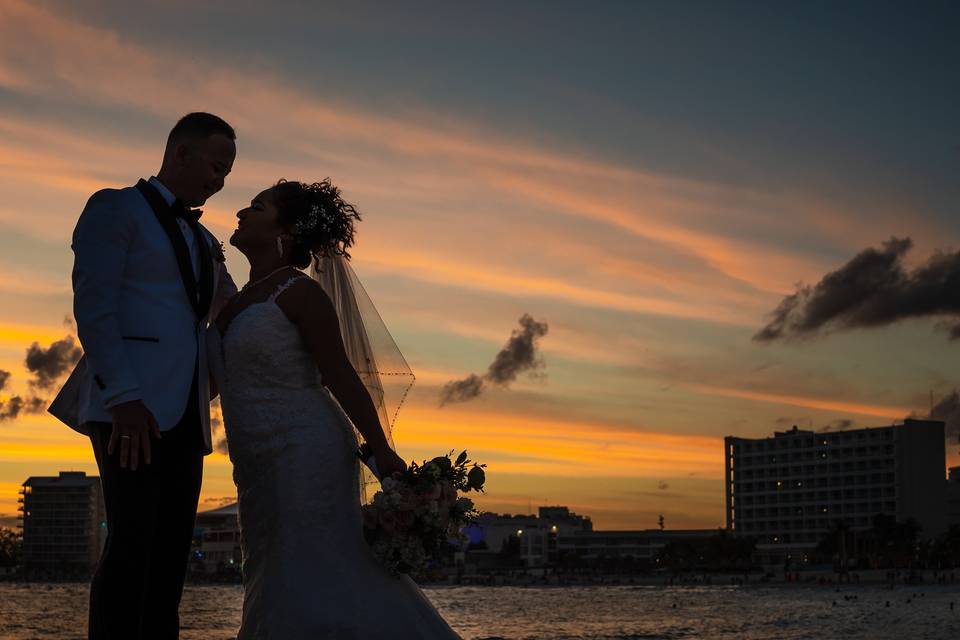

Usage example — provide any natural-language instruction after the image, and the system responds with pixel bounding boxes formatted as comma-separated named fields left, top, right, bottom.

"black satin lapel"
left=135, top=179, right=201, bottom=317
left=191, top=222, right=215, bottom=318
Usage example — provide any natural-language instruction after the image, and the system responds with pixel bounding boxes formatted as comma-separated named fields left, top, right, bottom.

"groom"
left=49, top=112, right=238, bottom=639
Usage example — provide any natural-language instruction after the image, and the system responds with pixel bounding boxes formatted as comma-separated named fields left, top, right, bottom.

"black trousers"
left=87, top=373, right=204, bottom=640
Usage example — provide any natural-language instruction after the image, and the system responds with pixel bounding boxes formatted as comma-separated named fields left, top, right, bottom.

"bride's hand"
left=374, top=447, right=407, bottom=479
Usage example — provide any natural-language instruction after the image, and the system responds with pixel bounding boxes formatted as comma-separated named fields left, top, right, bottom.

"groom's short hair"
left=166, top=112, right=236, bottom=150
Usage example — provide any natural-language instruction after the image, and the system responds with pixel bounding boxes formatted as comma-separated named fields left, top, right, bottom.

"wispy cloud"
left=397, top=403, right=724, bottom=478
left=0, top=0, right=909, bottom=311
left=358, top=246, right=757, bottom=325
left=0, top=323, right=79, bottom=350
left=682, top=382, right=911, bottom=420
left=0, top=263, right=71, bottom=297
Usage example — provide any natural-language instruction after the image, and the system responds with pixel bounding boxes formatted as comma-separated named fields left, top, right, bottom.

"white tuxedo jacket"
left=49, top=179, right=236, bottom=455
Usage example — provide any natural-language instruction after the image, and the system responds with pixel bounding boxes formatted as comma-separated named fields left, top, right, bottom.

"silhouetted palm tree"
left=817, top=519, right=851, bottom=571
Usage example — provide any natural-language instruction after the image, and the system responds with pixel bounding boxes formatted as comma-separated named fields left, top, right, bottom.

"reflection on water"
left=1, top=583, right=959, bottom=639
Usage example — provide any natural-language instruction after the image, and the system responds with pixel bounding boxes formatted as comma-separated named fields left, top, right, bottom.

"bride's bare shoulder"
left=276, top=273, right=323, bottom=298
left=274, top=275, right=336, bottom=322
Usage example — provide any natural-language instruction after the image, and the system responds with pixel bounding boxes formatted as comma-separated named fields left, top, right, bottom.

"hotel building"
left=948, top=466, right=960, bottom=529
left=193, top=502, right=241, bottom=573
left=724, top=419, right=947, bottom=566
left=19, top=471, right=107, bottom=578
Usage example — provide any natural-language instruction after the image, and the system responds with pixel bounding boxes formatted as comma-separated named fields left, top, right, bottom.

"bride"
left=208, top=178, right=462, bottom=639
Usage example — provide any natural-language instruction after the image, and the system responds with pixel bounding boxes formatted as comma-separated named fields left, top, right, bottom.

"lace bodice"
left=222, top=277, right=321, bottom=393
left=215, top=276, right=353, bottom=469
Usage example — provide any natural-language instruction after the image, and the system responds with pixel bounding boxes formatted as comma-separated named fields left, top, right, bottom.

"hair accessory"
left=294, top=203, right=334, bottom=238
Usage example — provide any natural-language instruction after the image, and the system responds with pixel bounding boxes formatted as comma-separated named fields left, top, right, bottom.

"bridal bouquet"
left=356, top=444, right=486, bottom=577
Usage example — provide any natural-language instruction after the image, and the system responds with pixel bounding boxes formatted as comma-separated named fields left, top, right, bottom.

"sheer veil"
left=310, top=254, right=416, bottom=503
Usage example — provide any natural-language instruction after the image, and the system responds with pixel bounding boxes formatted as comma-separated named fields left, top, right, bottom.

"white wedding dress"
left=212, top=277, right=462, bottom=639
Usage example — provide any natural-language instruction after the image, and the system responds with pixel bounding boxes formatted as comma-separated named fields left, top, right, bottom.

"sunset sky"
left=1, top=1, right=958, bottom=530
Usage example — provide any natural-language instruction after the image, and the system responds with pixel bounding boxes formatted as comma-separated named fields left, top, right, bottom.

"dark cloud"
left=0, top=335, right=83, bottom=423
left=25, top=336, right=83, bottom=389
left=0, top=395, right=45, bottom=422
left=657, top=481, right=669, bottom=491
left=772, top=418, right=853, bottom=432
left=751, top=361, right=777, bottom=373
left=755, top=237, right=960, bottom=342
left=927, top=390, right=960, bottom=444
left=440, top=314, right=549, bottom=406
left=819, top=419, right=855, bottom=433
left=200, top=496, right=236, bottom=509
left=486, top=314, right=550, bottom=385
left=0, top=397, right=23, bottom=421
left=439, top=374, right=485, bottom=406
left=210, top=397, right=229, bottom=455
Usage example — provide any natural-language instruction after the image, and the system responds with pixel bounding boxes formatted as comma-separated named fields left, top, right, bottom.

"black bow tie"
left=171, top=199, right=202, bottom=223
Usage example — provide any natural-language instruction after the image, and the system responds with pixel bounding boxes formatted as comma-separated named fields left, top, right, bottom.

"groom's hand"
left=108, top=400, right=162, bottom=471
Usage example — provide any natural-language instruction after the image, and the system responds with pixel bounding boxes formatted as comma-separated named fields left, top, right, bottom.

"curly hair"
left=271, top=178, right=361, bottom=268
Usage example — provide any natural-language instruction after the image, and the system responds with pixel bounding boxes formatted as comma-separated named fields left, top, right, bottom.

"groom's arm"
left=202, top=227, right=237, bottom=320
left=72, top=190, right=142, bottom=408
left=212, top=262, right=238, bottom=319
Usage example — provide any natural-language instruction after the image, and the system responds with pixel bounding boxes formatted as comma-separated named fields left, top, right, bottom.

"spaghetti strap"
left=268, top=274, right=308, bottom=302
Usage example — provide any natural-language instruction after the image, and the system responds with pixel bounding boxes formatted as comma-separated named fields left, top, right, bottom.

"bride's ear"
left=276, top=230, right=297, bottom=256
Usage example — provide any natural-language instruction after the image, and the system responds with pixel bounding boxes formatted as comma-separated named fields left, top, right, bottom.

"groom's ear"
left=169, top=141, right=191, bottom=166
left=162, top=138, right=192, bottom=169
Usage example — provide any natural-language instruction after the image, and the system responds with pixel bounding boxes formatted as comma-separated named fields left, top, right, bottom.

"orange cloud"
left=358, top=245, right=754, bottom=326
left=395, top=404, right=724, bottom=479
left=487, top=169, right=830, bottom=296
left=0, top=0, right=926, bottom=306
left=0, top=266, right=69, bottom=297
left=0, top=322, right=73, bottom=350
left=682, top=382, right=911, bottom=420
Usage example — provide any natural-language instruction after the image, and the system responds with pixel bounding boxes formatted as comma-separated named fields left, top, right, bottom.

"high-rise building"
left=724, top=419, right=947, bottom=566
left=948, top=466, right=960, bottom=529
left=19, top=471, right=106, bottom=578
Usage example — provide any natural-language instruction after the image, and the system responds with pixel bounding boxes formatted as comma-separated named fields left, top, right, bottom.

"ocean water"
left=1, top=582, right=959, bottom=639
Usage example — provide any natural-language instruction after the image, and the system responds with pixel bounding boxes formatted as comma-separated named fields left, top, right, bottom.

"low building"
left=466, top=505, right=715, bottom=568
left=19, top=471, right=106, bottom=578
left=468, top=506, right=593, bottom=566
left=559, top=528, right=716, bottom=563
left=192, top=502, right=241, bottom=573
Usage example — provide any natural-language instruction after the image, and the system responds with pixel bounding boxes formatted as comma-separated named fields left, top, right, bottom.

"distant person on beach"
left=49, top=112, right=238, bottom=639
